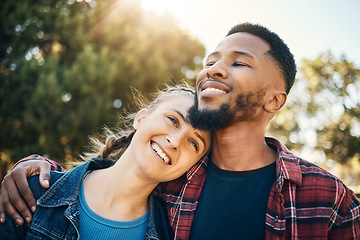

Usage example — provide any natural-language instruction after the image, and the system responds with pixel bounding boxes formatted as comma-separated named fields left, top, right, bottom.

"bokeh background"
left=1, top=0, right=359, bottom=196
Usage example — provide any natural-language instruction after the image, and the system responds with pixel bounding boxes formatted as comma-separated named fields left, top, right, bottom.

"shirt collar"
left=37, top=158, right=115, bottom=207
left=265, top=137, right=302, bottom=189
left=184, top=137, right=303, bottom=188
left=185, top=156, right=209, bottom=181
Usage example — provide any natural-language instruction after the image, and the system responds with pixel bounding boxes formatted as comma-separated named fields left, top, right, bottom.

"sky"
left=141, top=0, right=360, bottom=67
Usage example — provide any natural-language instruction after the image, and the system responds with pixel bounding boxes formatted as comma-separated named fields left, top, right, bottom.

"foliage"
left=301, top=55, right=360, bottom=164
left=0, top=0, right=205, bottom=165
left=2, top=0, right=359, bottom=186
left=268, top=52, right=360, bottom=184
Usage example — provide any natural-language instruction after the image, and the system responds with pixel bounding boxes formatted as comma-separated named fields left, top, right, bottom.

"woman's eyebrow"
left=195, top=132, right=206, bottom=150
left=174, top=110, right=186, bottom=122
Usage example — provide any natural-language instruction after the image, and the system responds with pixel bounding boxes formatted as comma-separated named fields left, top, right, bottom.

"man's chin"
left=188, top=102, right=235, bottom=131
left=197, top=102, right=223, bottom=112
left=197, top=106, right=218, bottom=113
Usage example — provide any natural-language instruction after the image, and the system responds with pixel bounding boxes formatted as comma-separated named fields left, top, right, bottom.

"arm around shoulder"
left=0, top=173, right=59, bottom=239
left=15, top=154, right=67, bottom=172
left=0, top=154, right=66, bottom=225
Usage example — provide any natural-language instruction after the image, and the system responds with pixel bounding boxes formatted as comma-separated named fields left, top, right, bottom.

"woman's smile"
left=151, top=141, right=171, bottom=165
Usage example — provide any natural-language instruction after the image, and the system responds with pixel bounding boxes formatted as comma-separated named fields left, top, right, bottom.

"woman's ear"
left=264, top=91, right=287, bottom=113
left=133, top=109, right=148, bottom=130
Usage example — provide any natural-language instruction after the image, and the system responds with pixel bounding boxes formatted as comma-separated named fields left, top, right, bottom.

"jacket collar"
left=37, top=158, right=115, bottom=207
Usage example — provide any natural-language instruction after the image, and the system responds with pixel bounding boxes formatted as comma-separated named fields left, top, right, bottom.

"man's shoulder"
left=269, top=137, right=355, bottom=197
left=297, top=157, right=345, bottom=186
left=267, top=137, right=344, bottom=183
left=290, top=157, right=358, bottom=204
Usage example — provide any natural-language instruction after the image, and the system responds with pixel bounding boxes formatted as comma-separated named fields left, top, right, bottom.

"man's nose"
left=206, top=61, right=228, bottom=79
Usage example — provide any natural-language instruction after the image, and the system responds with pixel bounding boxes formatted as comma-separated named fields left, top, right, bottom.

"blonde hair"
left=81, top=83, right=195, bottom=161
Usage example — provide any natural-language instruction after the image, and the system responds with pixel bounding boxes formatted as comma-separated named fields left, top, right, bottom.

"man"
left=1, top=23, right=359, bottom=239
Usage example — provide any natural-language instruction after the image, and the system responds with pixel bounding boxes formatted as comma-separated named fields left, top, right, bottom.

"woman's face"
left=130, top=94, right=211, bottom=183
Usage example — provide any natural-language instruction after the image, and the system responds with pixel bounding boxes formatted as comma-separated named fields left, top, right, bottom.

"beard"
left=188, top=88, right=266, bottom=131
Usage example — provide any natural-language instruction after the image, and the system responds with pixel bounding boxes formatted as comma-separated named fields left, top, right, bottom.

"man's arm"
left=0, top=155, right=65, bottom=225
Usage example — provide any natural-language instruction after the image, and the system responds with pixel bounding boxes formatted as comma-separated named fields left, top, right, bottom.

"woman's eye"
left=167, top=116, right=179, bottom=127
left=189, top=140, right=199, bottom=152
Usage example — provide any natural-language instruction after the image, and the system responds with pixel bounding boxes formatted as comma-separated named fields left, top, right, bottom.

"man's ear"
left=264, top=91, right=287, bottom=113
left=133, top=109, right=148, bottom=130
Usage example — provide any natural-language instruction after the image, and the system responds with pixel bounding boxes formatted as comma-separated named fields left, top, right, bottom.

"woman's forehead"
left=159, top=94, right=194, bottom=112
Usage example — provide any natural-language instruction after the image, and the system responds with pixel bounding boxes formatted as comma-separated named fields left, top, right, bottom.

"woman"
left=0, top=86, right=211, bottom=240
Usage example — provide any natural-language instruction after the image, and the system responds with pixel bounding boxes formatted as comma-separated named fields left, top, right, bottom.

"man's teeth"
left=151, top=142, right=170, bottom=164
left=202, top=87, right=226, bottom=94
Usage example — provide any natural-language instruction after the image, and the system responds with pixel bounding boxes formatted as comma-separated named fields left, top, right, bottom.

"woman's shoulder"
left=28, top=171, right=66, bottom=200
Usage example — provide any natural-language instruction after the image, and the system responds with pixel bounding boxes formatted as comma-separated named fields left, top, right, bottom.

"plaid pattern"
left=22, top=137, right=360, bottom=239
left=161, top=156, right=209, bottom=239
left=161, top=137, right=360, bottom=240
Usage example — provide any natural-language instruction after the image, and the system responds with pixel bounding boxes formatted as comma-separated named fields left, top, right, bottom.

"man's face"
left=189, top=32, right=282, bottom=131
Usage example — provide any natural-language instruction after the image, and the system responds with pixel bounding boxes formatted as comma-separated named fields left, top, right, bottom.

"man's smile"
left=199, top=80, right=231, bottom=97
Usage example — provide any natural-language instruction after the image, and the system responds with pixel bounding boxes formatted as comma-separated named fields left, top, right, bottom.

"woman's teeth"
left=151, top=142, right=170, bottom=164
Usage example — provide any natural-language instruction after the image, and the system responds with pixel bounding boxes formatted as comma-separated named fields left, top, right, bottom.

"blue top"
left=190, top=160, right=276, bottom=240
left=0, top=158, right=173, bottom=240
left=79, top=179, right=149, bottom=239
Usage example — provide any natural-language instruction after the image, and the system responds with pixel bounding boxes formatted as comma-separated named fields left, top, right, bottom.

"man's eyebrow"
left=206, top=51, right=220, bottom=59
left=232, top=51, right=254, bottom=59
left=206, top=51, right=254, bottom=59
left=174, top=109, right=207, bottom=149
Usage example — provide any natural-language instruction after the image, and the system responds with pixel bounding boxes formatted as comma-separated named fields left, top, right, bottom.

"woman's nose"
left=166, top=133, right=182, bottom=150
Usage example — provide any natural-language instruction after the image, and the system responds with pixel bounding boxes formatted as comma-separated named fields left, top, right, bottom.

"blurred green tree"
left=0, top=0, right=205, bottom=169
left=268, top=52, right=360, bottom=185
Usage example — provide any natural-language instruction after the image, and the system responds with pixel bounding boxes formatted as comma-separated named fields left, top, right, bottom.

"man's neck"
left=211, top=121, right=277, bottom=171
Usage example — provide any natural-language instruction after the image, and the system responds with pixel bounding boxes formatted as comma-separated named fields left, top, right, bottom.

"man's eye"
left=205, top=61, right=215, bottom=67
left=167, top=116, right=179, bottom=127
left=189, top=140, right=199, bottom=152
left=233, top=62, right=247, bottom=67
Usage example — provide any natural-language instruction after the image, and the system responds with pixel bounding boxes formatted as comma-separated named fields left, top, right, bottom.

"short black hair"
left=227, top=23, right=296, bottom=94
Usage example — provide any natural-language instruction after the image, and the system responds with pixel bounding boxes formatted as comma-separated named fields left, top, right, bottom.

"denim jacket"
left=0, top=158, right=173, bottom=240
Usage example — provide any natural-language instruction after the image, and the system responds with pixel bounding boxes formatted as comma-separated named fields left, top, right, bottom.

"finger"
left=38, top=161, right=51, bottom=188
left=0, top=210, right=4, bottom=223
left=11, top=169, right=37, bottom=216
left=3, top=175, right=29, bottom=224
left=0, top=183, right=23, bottom=225
left=4, top=203, right=24, bottom=225
left=0, top=181, right=6, bottom=223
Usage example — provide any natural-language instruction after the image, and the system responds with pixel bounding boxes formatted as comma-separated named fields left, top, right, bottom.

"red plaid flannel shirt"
left=21, top=137, right=360, bottom=239
left=161, top=137, right=360, bottom=239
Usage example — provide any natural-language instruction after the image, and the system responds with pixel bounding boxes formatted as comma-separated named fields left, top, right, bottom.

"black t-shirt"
left=190, top=160, right=276, bottom=240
